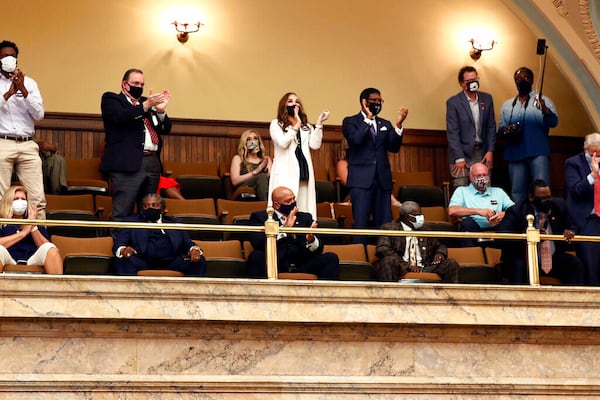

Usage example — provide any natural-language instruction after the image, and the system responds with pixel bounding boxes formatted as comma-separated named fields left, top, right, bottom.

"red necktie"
left=132, top=99, right=160, bottom=144
left=595, top=180, right=600, bottom=217
left=538, top=212, right=552, bottom=274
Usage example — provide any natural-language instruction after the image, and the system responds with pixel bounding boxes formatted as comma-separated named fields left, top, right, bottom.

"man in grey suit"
left=446, top=66, right=497, bottom=187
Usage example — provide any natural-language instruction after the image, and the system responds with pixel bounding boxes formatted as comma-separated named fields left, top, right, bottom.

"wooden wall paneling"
left=35, top=112, right=583, bottom=195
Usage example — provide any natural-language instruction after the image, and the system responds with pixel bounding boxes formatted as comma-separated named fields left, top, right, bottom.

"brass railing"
left=2, top=211, right=599, bottom=286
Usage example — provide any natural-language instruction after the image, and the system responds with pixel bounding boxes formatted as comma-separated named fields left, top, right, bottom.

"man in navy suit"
left=113, top=193, right=206, bottom=276
left=565, top=132, right=600, bottom=285
left=247, top=186, right=339, bottom=279
left=446, top=66, right=496, bottom=187
left=100, top=68, right=172, bottom=220
left=342, top=88, right=408, bottom=244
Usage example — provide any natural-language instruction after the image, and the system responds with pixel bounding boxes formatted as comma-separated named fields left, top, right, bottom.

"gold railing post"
left=264, top=207, right=279, bottom=279
left=525, top=214, right=540, bottom=286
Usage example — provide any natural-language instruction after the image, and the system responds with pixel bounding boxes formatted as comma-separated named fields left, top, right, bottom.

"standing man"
left=498, top=66, right=558, bottom=203
left=446, top=66, right=496, bottom=187
left=100, top=68, right=171, bottom=220
left=0, top=40, right=46, bottom=218
left=342, top=87, right=408, bottom=244
left=565, top=133, right=600, bottom=285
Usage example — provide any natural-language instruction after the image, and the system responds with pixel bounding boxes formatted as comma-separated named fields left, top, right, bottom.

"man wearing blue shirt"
left=498, top=66, right=559, bottom=203
left=448, top=163, right=515, bottom=246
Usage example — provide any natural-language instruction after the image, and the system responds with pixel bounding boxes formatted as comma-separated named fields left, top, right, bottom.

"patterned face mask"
left=472, top=176, right=489, bottom=192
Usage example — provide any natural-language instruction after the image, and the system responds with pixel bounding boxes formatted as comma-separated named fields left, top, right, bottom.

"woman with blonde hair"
left=229, top=129, right=272, bottom=200
left=268, top=92, right=329, bottom=219
left=0, top=186, right=63, bottom=274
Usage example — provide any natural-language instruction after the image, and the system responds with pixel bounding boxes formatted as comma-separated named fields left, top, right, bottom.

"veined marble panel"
left=0, top=275, right=600, bottom=397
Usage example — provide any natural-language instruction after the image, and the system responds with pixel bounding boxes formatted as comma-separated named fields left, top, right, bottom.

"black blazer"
left=499, top=197, right=573, bottom=260
left=249, top=210, right=323, bottom=270
left=100, top=92, right=172, bottom=173
left=342, top=112, right=402, bottom=191
left=113, top=214, right=195, bottom=257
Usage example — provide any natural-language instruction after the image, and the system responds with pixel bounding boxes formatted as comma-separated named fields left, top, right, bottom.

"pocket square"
left=380, top=126, right=388, bottom=131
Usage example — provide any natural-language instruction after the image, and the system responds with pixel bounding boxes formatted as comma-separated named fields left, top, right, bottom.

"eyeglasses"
left=367, top=98, right=384, bottom=104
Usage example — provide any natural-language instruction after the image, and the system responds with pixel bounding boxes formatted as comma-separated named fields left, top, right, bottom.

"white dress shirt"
left=0, top=74, right=44, bottom=136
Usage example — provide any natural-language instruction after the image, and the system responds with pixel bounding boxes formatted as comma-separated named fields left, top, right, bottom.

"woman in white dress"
left=268, top=92, right=329, bottom=219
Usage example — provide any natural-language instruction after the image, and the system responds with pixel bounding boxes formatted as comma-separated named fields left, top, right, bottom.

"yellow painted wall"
left=5, top=0, right=594, bottom=136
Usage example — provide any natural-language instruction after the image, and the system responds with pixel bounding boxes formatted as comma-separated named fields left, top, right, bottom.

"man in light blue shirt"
left=448, top=163, right=515, bottom=246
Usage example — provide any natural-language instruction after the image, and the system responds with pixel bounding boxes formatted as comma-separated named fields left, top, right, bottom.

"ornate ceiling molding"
left=578, top=0, right=600, bottom=59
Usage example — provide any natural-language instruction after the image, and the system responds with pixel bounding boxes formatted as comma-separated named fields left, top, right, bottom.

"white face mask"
left=1, top=56, right=17, bottom=74
left=12, top=199, right=28, bottom=216
left=411, top=214, right=425, bottom=230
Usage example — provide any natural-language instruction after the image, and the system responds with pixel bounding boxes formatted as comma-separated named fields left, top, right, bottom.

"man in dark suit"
left=375, top=201, right=459, bottom=282
left=247, top=186, right=339, bottom=279
left=100, top=68, right=172, bottom=220
left=113, top=193, right=206, bottom=276
left=342, top=87, right=408, bottom=244
left=565, top=132, right=600, bottom=285
left=446, top=66, right=496, bottom=187
left=498, top=179, right=584, bottom=285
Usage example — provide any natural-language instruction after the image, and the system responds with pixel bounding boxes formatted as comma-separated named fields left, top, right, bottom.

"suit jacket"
left=375, top=220, right=448, bottom=268
left=499, top=197, right=573, bottom=260
left=249, top=210, right=323, bottom=271
left=342, top=112, right=402, bottom=191
left=565, top=152, right=594, bottom=231
left=100, top=92, right=172, bottom=173
left=113, top=214, right=195, bottom=257
left=446, top=91, right=496, bottom=164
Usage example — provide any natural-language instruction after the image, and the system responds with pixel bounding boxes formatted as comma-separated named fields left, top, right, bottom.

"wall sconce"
left=469, top=38, right=496, bottom=60
left=172, top=21, right=203, bottom=43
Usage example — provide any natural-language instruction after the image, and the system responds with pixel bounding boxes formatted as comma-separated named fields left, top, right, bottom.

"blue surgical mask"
left=410, top=214, right=425, bottom=230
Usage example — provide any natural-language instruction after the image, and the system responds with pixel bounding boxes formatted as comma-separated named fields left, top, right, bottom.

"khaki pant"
left=0, top=139, right=46, bottom=219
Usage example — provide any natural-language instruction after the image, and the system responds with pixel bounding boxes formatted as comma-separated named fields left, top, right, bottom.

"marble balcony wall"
left=1, top=275, right=600, bottom=398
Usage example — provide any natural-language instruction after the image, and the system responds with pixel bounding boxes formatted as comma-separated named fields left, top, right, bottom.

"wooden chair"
left=164, top=161, right=222, bottom=199
left=45, top=194, right=99, bottom=237
left=164, top=198, right=221, bottom=241
left=51, top=235, right=114, bottom=275
left=94, top=194, right=113, bottom=221
left=193, top=239, right=247, bottom=278
left=137, top=270, right=184, bottom=277
left=64, top=157, right=108, bottom=195
left=448, top=246, right=500, bottom=284
left=216, top=199, right=267, bottom=225
left=323, top=243, right=376, bottom=281
left=3, top=264, right=45, bottom=274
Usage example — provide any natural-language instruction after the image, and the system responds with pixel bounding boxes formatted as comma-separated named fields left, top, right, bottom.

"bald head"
left=272, top=186, right=296, bottom=214
left=469, top=163, right=488, bottom=178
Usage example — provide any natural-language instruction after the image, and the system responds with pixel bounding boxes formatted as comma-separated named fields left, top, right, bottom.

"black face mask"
left=532, top=198, right=551, bottom=214
left=516, top=80, right=532, bottom=95
left=127, top=85, right=143, bottom=99
left=142, top=207, right=162, bottom=222
left=368, top=102, right=382, bottom=116
left=286, top=105, right=296, bottom=115
left=278, top=201, right=297, bottom=216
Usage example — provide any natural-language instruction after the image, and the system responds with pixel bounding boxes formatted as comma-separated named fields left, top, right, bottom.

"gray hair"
left=584, top=133, right=600, bottom=149
left=142, top=193, right=166, bottom=210
left=399, top=201, right=420, bottom=219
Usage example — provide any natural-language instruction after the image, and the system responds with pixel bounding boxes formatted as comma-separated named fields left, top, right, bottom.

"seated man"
left=448, top=162, right=514, bottom=246
left=375, top=201, right=459, bottom=283
left=247, top=186, right=340, bottom=279
left=498, top=179, right=584, bottom=285
left=113, top=193, right=206, bottom=276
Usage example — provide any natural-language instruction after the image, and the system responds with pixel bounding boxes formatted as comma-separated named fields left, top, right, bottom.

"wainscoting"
left=36, top=112, right=582, bottom=192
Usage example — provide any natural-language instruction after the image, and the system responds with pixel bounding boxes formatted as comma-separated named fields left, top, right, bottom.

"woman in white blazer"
left=268, top=92, right=329, bottom=219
